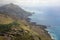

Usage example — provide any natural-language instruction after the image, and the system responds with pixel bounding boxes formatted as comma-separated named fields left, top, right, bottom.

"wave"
left=45, top=29, right=57, bottom=40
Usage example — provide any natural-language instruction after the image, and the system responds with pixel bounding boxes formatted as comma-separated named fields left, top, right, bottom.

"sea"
left=21, top=6, right=60, bottom=40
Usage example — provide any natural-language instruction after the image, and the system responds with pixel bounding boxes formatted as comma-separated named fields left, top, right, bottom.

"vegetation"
left=0, top=3, right=52, bottom=40
left=0, top=21, right=41, bottom=40
left=0, top=24, right=11, bottom=33
left=0, top=21, right=19, bottom=33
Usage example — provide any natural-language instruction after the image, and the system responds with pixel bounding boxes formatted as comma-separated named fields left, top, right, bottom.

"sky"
left=0, top=0, right=60, bottom=7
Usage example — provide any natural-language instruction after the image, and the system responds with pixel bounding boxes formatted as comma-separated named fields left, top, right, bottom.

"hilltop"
left=0, top=3, right=32, bottom=19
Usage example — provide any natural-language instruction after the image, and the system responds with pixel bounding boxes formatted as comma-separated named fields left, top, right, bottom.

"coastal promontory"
left=0, top=3, right=52, bottom=40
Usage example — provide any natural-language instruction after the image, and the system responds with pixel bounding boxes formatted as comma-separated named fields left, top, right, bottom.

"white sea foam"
left=45, top=29, right=57, bottom=40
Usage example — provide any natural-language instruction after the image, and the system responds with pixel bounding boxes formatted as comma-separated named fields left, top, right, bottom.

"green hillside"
left=0, top=14, right=41, bottom=40
left=0, top=13, right=52, bottom=40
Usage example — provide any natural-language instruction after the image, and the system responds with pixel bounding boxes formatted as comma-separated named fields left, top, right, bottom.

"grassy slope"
left=0, top=14, right=13, bottom=24
left=20, top=20, right=52, bottom=40
left=17, top=20, right=52, bottom=40
left=0, top=14, right=40, bottom=40
left=0, top=14, right=52, bottom=40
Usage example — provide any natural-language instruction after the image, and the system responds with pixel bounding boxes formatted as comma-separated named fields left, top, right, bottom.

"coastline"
left=27, top=13, right=54, bottom=40
left=41, top=27, right=53, bottom=40
left=28, top=13, right=58, bottom=40
left=45, top=28, right=57, bottom=40
left=27, top=18, right=53, bottom=40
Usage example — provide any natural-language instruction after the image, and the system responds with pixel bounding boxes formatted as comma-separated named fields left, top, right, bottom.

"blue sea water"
left=45, top=26, right=60, bottom=40
left=23, top=6, right=60, bottom=40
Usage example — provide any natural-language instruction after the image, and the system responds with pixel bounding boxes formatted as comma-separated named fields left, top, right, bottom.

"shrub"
left=0, top=21, right=20, bottom=33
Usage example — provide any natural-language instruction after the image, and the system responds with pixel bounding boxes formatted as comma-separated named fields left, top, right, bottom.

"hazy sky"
left=0, top=0, right=60, bottom=7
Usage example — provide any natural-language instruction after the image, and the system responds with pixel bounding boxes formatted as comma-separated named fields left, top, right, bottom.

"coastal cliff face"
left=0, top=3, right=52, bottom=40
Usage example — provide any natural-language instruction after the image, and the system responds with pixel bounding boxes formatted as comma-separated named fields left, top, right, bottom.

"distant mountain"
left=0, top=3, right=32, bottom=19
